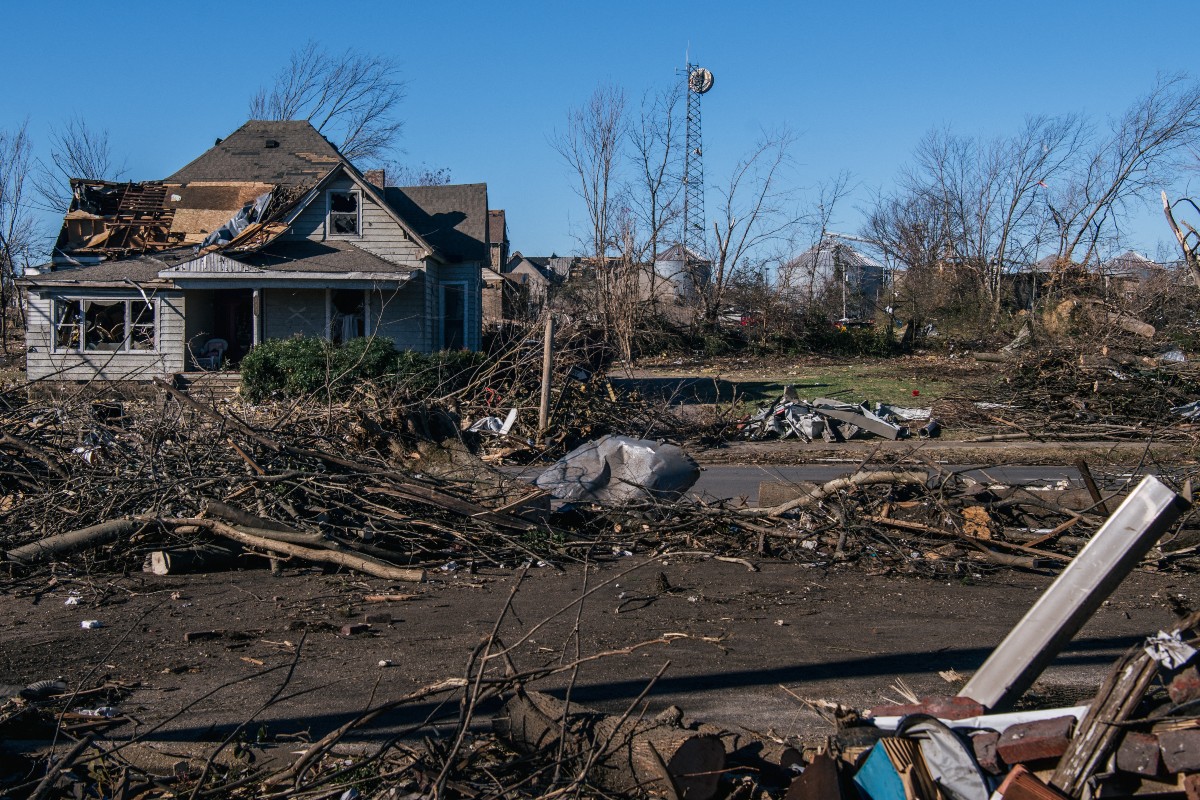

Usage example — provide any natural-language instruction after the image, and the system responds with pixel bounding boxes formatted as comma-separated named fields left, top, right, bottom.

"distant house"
left=1098, top=250, right=1169, bottom=298
left=778, top=237, right=885, bottom=319
left=20, top=120, right=491, bottom=384
left=498, top=253, right=569, bottom=319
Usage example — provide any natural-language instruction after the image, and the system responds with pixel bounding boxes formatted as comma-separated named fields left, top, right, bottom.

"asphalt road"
left=689, top=464, right=1088, bottom=505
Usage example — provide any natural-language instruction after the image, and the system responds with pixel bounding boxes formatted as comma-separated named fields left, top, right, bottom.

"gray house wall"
left=285, top=176, right=426, bottom=264
left=263, top=289, right=327, bottom=341
left=25, top=290, right=186, bottom=382
left=372, top=282, right=427, bottom=352
left=439, top=263, right=482, bottom=351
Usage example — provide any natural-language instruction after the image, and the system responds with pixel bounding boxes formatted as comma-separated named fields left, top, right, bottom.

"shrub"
left=240, top=337, right=488, bottom=402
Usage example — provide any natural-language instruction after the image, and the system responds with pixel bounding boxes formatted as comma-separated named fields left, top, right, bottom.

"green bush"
left=239, top=337, right=488, bottom=402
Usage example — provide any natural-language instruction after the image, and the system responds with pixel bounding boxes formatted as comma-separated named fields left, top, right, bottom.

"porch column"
left=363, top=289, right=372, bottom=337
left=324, top=289, right=332, bottom=341
left=252, top=289, right=261, bottom=346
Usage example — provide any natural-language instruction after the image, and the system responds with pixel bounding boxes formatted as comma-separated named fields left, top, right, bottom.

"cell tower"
left=682, top=62, right=714, bottom=264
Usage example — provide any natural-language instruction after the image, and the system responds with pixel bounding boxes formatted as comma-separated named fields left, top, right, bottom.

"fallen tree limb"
left=748, top=470, right=928, bottom=518
left=6, top=519, right=141, bottom=565
left=0, top=432, right=68, bottom=478
left=860, top=513, right=1071, bottom=563
left=159, top=517, right=426, bottom=583
left=497, top=688, right=726, bottom=800
left=203, top=500, right=303, bottom=533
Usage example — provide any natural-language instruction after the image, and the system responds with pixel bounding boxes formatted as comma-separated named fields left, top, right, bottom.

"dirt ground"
left=0, top=556, right=1189, bottom=747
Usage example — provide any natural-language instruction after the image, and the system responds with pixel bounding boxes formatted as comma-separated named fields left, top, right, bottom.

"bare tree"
left=1051, top=74, right=1200, bottom=265
left=625, top=87, right=682, bottom=269
left=902, top=115, right=1084, bottom=313
left=777, top=170, right=852, bottom=307
left=33, top=115, right=126, bottom=214
left=1163, top=191, right=1200, bottom=287
left=250, top=41, right=407, bottom=162
left=382, top=162, right=452, bottom=187
left=0, top=120, right=37, bottom=349
left=702, top=130, right=800, bottom=325
left=552, top=84, right=628, bottom=262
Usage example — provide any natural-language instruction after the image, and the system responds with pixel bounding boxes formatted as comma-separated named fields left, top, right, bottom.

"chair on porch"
left=195, top=338, right=228, bottom=371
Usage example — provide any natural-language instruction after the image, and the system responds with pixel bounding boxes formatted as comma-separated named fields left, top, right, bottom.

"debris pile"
left=740, top=387, right=937, bottom=443
left=971, top=349, right=1200, bottom=441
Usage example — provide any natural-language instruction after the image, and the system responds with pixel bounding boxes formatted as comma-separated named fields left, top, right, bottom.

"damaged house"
left=20, top=120, right=491, bottom=383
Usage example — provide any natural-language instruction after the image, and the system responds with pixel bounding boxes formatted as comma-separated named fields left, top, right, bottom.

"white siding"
left=25, top=291, right=186, bottom=382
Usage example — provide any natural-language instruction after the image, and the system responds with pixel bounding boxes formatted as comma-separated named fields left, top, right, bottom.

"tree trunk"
left=6, top=519, right=141, bottom=565
left=498, top=689, right=726, bottom=799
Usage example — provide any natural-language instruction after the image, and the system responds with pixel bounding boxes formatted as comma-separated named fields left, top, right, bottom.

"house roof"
left=236, top=239, right=412, bottom=275
left=505, top=254, right=569, bottom=283
left=788, top=240, right=884, bottom=272
left=23, top=251, right=188, bottom=287
left=656, top=243, right=709, bottom=265
left=383, top=184, right=489, bottom=263
left=166, top=121, right=342, bottom=185
left=1100, top=250, right=1163, bottom=279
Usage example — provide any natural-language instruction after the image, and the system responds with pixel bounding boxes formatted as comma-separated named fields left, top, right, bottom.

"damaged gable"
left=53, top=178, right=312, bottom=262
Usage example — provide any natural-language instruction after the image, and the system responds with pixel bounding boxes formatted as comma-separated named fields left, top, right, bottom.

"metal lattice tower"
left=682, top=63, right=713, bottom=262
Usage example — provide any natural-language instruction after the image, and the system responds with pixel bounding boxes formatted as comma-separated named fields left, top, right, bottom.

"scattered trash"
left=740, top=389, right=931, bottom=443
left=467, top=408, right=518, bottom=436
left=536, top=435, right=700, bottom=504
left=77, top=707, right=119, bottom=718
left=80, top=620, right=103, bottom=629
left=1144, top=629, right=1197, bottom=668
left=1160, top=348, right=1188, bottom=363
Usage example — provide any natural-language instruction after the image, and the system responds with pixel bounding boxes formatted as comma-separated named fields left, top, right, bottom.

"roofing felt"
left=383, top=184, right=488, bottom=263
left=166, top=121, right=343, bottom=185
left=235, top=239, right=413, bottom=275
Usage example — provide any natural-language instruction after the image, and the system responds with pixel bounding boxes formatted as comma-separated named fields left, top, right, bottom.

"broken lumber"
left=498, top=689, right=726, bottom=800
left=147, top=542, right=255, bottom=575
left=165, top=517, right=426, bottom=583
left=6, top=519, right=141, bottom=565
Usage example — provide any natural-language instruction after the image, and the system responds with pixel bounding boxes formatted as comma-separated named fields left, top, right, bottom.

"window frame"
left=326, top=189, right=362, bottom=238
left=51, top=297, right=159, bottom=355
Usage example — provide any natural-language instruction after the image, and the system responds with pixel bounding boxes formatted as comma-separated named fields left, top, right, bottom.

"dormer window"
left=327, top=190, right=360, bottom=236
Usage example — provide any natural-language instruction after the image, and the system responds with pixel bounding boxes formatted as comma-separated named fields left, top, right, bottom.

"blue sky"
left=3, top=1, right=1197, bottom=261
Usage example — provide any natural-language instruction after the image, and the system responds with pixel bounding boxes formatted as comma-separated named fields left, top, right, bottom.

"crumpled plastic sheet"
left=535, top=434, right=700, bottom=505
left=202, top=191, right=272, bottom=248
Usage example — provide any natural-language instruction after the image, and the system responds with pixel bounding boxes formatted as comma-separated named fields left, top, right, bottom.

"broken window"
left=330, top=289, right=365, bottom=344
left=52, top=298, right=157, bottom=353
left=328, top=191, right=360, bottom=235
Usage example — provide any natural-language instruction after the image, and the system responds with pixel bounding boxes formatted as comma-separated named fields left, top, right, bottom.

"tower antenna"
left=681, top=61, right=714, bottom=268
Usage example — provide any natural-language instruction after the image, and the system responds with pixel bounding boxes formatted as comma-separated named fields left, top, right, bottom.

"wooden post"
left=538, top=313, right=554, bottom=443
